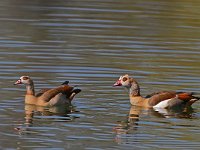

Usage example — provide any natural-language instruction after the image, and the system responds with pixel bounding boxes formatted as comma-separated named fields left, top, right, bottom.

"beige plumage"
left=14, top=76, right=81, bottom=107
left=114, top=74, right=199, bottom=109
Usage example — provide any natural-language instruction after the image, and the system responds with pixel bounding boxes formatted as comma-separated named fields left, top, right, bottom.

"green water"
left=0, top=0, right=200, bottom=149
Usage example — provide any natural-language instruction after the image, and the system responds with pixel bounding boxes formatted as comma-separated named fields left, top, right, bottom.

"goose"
left=114, top=74, right=199, bottom=109
left=14, top=76, right=81, bottom=107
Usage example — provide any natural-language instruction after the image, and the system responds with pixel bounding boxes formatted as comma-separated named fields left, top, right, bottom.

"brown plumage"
left=14, top=76, right=81, bottom=107
left=147, top=91, right=176, bottom=106
left=114, top=74, right=199, bottom=109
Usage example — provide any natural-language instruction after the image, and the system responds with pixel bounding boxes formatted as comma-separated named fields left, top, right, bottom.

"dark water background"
left=0, top=0, right=200, bottom=149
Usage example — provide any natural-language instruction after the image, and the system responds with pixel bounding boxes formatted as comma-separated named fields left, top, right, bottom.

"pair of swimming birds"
left=14, top=75, right=199, bottom=109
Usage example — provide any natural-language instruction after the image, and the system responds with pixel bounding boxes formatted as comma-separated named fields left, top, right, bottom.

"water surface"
left=0, top=0, right=200, bottom=149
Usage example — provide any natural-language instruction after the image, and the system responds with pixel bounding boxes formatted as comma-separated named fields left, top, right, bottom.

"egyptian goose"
left=14, top=76, right=81, bottom=107
left=114, top=74, right=199, bottom=109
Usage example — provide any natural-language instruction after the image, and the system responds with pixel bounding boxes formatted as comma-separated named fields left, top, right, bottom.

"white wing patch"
left=153, top=99, right=172, bottom=109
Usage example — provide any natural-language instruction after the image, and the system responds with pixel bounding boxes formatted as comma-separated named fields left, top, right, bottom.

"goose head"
left=14, top=76, right=32, bottom=85
left=114, top=74, right=132, bottom=88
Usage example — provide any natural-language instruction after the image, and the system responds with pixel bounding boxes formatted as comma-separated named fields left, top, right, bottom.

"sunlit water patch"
left=0, top=0, right=200, bottom=149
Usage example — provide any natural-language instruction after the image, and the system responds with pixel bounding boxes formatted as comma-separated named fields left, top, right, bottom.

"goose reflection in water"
left=14, top=104, right=78, bottom=134
left=114, top=105, right=195, bottom=144
left=114, top=106, right=163, bottom=135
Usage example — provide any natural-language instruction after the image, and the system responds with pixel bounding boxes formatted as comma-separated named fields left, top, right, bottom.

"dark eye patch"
left=23, top=76, right=29, bottom=80
left=122, top=77, right=127, bottom=82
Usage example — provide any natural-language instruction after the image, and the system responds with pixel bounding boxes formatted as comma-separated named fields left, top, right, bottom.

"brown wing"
left=36, top=88, right=50, bottom=97
left=145, top=91, right=175, bottom=98
left=177, top=92, right=200, bottom=106
left=36, top=87, right=81, bottom=101
left=176, top=92, right=197, bottom=101
left=35, top=80, right=69, bottom=97
left=147, top=91, right=176, bottom=106
left=38, top=85, right=74, bottom=102
left=147, top=91, right=199, bottom=106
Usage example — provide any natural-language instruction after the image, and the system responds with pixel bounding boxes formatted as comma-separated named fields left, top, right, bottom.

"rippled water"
left=1, top=0, right=200, bottom=149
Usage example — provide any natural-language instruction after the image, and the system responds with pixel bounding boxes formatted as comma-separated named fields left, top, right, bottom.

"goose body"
left=114, top=74, right=199, bottom=109
left=14, top=76, right=81, bottom=107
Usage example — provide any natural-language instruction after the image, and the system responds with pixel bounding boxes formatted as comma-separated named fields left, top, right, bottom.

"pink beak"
left=113, top=80, right=122, bottom=86
left=14, top=79, right=22, bottom=85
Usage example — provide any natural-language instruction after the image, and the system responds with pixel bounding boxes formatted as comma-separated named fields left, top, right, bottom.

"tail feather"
left=187, top=98, right=199, bottom=106
left=61, top=81, right=69, bottom=85
left=192, top=96, right=200, bottom=100
left=68, top=89, right=81, bottom=101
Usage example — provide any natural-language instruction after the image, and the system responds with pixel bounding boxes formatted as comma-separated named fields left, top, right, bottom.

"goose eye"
left=23, top=76, right=29, bottom=80
left=122, top=77, right=127, bottom=82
